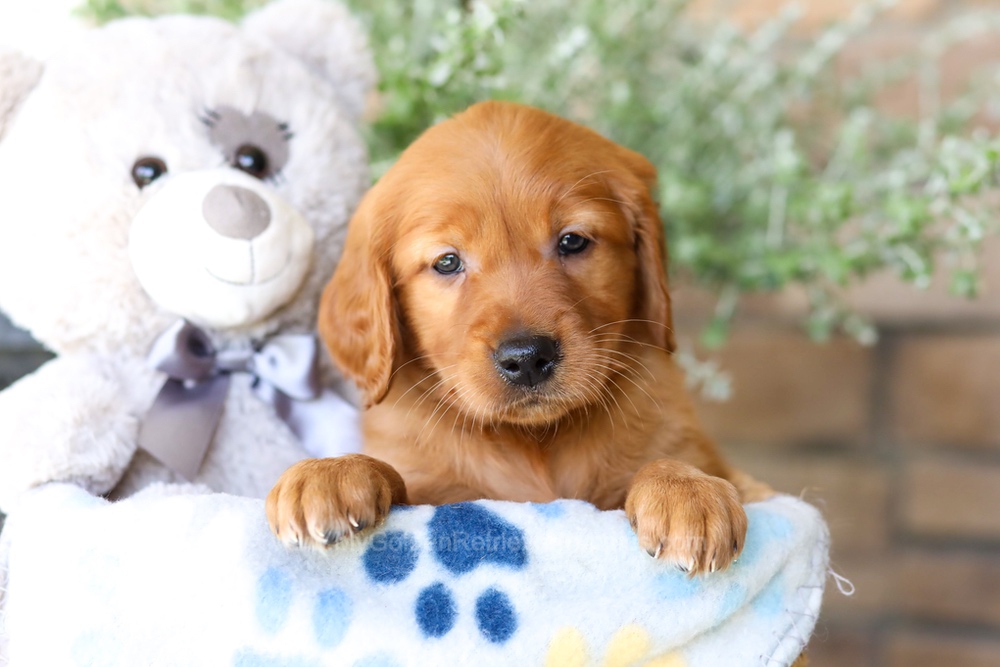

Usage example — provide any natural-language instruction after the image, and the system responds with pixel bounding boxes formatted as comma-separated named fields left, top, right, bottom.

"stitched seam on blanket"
left=758, top=520, right=830, bottom=666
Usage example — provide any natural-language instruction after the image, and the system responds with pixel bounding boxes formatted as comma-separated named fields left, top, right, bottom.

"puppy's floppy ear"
left=608, top=147, right=677, bottom=353
left=318, top=192, right=398, bottom=407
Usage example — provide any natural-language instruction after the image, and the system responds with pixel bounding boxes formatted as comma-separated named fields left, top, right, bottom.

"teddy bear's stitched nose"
left=202, top=184, right=272, bottom=240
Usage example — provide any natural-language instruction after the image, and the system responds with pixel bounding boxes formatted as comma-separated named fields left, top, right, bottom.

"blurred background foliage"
left=80, top=0, right=1000, bottom=372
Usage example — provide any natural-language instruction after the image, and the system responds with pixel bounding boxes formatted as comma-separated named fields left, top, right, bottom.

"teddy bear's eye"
left=131, top=157, right=168, bottom=189
left=233, top=144, right=270, bottom=179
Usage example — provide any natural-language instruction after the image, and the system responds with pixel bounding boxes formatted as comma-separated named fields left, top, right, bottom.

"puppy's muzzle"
left=493, top=334, right=559, bottom=387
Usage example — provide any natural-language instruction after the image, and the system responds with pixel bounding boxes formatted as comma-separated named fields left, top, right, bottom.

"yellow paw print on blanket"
left=544, top=624, right=688, bottom=667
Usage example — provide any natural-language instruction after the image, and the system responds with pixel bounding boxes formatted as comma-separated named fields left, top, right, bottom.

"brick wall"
left=679, top=313, right=1000, bottom=666
left=682, top=3, right=1000, bottom=665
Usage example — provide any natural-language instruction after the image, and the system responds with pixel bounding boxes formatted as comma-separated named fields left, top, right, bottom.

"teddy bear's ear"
left=0, top=48, right=43, bottom=142
left=242, top=0, right=376, bottom=123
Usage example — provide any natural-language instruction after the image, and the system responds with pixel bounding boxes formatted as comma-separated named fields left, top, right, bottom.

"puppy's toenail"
left=347, top=513, right=360, bottom=530
left=323, top=529, right=344, bottom=546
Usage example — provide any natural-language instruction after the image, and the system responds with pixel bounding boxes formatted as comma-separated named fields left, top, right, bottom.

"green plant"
left=81, top=0, right=1000, bottom=359
left=79, top=0, right=265, bottom=21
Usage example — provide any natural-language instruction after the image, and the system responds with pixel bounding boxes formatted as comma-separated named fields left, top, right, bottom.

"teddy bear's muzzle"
left=128, top=169, right=315, bottom=329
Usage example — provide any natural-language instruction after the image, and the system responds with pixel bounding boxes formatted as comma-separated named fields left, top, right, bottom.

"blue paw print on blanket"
left=252, top=567, right=353, bottom=649
left=363, top=503, right=527, bottom=644
left=244, top=503, right=528, bottom=665
left=363, top=530, right=420, bottom=583
left=428, top=503, right=527, bottom=574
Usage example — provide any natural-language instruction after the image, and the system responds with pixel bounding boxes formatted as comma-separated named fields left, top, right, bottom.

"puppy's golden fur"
left=267, top=101, right=774, bottom=576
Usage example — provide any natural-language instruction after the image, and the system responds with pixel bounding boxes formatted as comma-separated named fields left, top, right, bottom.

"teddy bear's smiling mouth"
left=204, top=248, right=293, bottom=287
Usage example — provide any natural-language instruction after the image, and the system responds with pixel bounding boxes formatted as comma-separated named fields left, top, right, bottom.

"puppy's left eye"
left=433, top=253, right=464, bottom=275
left=558, top=233, right=590, bottom=255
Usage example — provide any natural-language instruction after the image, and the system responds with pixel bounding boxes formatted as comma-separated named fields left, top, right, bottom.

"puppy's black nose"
left=494, top=335, right=559, bottom=387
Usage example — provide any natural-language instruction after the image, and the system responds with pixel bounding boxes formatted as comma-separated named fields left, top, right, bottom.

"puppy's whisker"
left=574, top=370, right=618, bottom=435
left=393, top=362, right=460, bottom=409
left=393, top=370, right=441, bottom=411
left=564, top=195, right=631, bottom=209
left=589, top=318, right=675, bottom=334
left=590, top=330, right=657, bottom=344
left=399, top=374, right=456, bottom=418
left=585, top=363, right=637, bottom=421
left=592, top=357, right=660, bottom=410
left=404, top=367, right=461, bottom=420
left=450, top=385, right=480, bottom=433
left=587, top=343, right=656, bottom=379
left=418, top=383, right=463, bottom=443
left=554, top=169, right=616, bottom=205
left=567, top=293, right=598, bottom=312
left=590, top=333, right=671, bottom=353
left=427, top=387, right=465, bottom=439
left=387, top=353, right=436, bottom=382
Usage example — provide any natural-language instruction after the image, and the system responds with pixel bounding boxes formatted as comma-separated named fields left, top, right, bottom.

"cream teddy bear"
left=0, top=0, right=373, bottom=511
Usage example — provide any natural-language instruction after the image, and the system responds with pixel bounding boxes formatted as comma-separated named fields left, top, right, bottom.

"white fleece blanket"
left=0, top=483, right=828, bottom=667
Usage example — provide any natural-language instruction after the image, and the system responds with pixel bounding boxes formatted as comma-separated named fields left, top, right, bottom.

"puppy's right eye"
left=558, top=232, right=590, bottom=255
left=433, top=253, right=464, bottom=275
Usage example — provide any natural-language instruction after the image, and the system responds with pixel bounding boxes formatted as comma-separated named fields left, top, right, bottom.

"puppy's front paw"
left=266, top=454, right=407, bottom=549
left=625, top=462, right=747, bottom=575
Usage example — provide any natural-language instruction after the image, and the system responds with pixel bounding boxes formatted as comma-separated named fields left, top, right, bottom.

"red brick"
left=886, top=631, right=1000, bottom=667
left=898, top=551, right=1000, bottom=627
left=687, top=0, right=943, bottom=33
left=806, top=625, right=878, bottom=667
left=693, top=328, right=874, bottom=448
left=902, top=458, right=1000, bottom=539
left=890, top=336, right=1000, bottom=450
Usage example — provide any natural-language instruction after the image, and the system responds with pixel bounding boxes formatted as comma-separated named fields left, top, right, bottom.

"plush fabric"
left=0, top=484, right=828, bottom=667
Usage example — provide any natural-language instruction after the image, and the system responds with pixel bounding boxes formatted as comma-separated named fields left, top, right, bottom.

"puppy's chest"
left=546, top=445, right=635, bottom=509
left=417, top=431, right=638, bottom=509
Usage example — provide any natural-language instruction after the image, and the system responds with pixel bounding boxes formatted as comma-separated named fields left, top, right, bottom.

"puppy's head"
left=321, top=101, right=674, bottom=425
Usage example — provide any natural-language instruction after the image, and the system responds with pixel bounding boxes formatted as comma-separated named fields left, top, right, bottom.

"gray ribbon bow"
left=138, top=320, right=325, bottom=480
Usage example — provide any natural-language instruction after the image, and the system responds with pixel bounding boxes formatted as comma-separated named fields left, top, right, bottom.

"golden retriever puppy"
left=267, top=101, right=773, bottom=575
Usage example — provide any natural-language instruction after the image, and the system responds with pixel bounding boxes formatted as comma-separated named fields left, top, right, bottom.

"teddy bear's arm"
left=0, top=355, right=150, bottom=512
left=0, top=48, right=42, bottom=141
